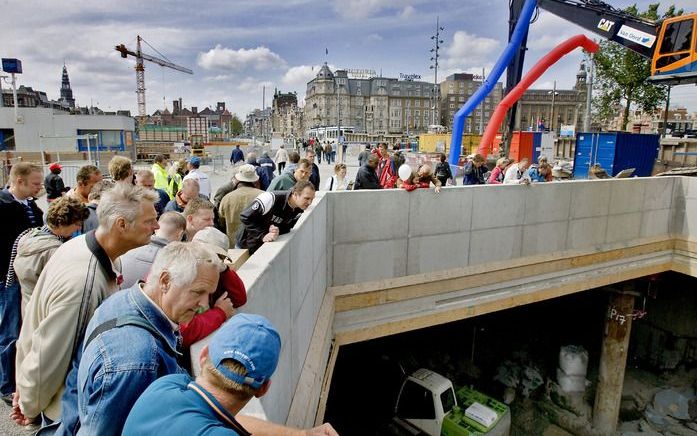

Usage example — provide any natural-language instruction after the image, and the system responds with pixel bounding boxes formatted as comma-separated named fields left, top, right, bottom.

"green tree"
left=230, top=114, right=243, bottom=137
left=592, top=3, right=682, bottom=130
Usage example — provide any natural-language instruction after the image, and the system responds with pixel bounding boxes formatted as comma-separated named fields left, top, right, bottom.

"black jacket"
left=0, top=188, right=43, bottom=278
left=236, top=191, right=304, bottom=254
left=309, top=163, right=320, bottom=190
left=44, top=173, right=66, bottom=200
left=353, top=164, right=381, bottom=190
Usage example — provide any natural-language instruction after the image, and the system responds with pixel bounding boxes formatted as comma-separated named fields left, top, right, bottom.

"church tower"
left=59, top=64, right=75, bottom=108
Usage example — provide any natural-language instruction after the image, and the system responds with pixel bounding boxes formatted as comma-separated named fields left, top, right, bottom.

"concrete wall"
left=0, top=107, right=134, bottom=152
left=233, top=192, right=328, bottom=424
left=203, top=176, right=693, bottom=426
left=330, top=177, right=678, bottom=286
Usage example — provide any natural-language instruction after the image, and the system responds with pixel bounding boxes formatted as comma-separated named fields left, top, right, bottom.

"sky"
left=2, top=0, right=696, bottom=118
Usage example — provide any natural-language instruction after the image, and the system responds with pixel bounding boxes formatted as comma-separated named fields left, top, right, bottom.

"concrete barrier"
left=192, top=176, right=697, bottom=428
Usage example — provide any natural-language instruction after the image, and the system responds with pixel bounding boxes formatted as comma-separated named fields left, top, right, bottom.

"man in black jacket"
left=305, top=150, right=321, bottom=190
left=236, top=180, right=315, bottom=254
left=353, top=154, right=381, bottom=190
left=0, top=162, right=44, bottom=400
left=44, top=163, right=68, bottom=202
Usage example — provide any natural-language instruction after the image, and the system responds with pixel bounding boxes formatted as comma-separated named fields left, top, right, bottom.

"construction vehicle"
left=392, top=369, right=510, bottom=436
left=115, top=35, right=193, bottom=119
left=533, top=0, right=696, bottom=84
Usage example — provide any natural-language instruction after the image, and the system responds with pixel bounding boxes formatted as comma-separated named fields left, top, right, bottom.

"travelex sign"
left=400, top=73, right=422, bottom=81
left=617, top=24, right=656, bottom=48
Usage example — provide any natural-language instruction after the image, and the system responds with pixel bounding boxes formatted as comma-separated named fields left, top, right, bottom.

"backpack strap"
left=83, top=315, right=180, bottom=357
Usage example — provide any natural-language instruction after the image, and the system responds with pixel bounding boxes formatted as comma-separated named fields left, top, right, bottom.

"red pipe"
left=478, top=34, right=599, bottom=157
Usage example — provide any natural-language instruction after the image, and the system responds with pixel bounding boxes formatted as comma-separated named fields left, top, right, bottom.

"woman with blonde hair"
left=487, top=157, right=511, bottom=184
left=324, top=163, right=351, bottom=191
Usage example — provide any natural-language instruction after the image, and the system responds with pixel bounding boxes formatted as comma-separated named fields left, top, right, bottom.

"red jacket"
left=377, top=156, right=397, bottom=189
left=180, top=308, right=227, bottom=348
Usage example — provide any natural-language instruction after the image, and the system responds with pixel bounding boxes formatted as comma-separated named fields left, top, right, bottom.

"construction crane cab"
left=533, top=0, right=697, bottom=85
left=652, top=14, right=697, bottom=84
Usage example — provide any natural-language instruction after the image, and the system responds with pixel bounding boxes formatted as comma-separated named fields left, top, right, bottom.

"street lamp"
left=548, top=80, right=559, bottom=132
left=429, top=17, right=444, bottom=127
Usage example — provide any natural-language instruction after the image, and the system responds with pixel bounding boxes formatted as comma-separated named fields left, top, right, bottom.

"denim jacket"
left=59, top=284, right=184, bottom=436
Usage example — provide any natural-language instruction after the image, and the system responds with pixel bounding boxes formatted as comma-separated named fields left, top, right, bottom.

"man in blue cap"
left=184, top=156, right=212, bottom=199
left=123, top=314, right=338, bottom=435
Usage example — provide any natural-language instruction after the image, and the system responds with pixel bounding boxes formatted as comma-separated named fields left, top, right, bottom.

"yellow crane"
left=115, top=35, right=193, bottom=119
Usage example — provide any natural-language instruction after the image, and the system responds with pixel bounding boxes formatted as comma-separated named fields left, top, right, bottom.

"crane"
left=501, top=0, right=695, bottom=155
left=115, top=35, right=193, bottom=118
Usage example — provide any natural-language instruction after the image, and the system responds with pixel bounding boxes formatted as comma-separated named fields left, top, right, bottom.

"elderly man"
left=237, top=180, right=315, bottom=254
left=267, top=158, right=311, bottom=191
left=136, top=169, right=170, bottom=217
left=123, top=313, right=338, bottom=436
left=13, top=184, right=159, bottom=428
left=63, top=242, right=223, bottom=435
left=219, top=164, right=263, bottom=245
left=183, top=156, right=211, bottom=199
left=400, top=164, right=442, bottom=193
left=305, top=149, right=321, bottom=190
left=165, top=178, right=200, bottom=213
left=0, top=163, right=44, bottom=399
left=119, top=211, right=187, bottom=289
left=183, top=197, right=216, bottom=241
left=67, top=164, right=102, bottom=205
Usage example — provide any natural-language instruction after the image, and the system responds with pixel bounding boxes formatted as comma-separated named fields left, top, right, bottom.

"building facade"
left=514, top=62, right=588, bottom=134
left=244, top=108, right=272, bottom=140
left=58, top=65, right=75, bottom=109
left=439, top=73, right=504, bottom=133
left=271, top=90, right=303, bottom=140
left=304, top=64, right=436, bottom=137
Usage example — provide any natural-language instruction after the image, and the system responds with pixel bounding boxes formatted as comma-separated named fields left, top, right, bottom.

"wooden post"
left=593, top=289, right=635, bottom=434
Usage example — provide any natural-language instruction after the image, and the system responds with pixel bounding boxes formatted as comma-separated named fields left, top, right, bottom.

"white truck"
left=392, top=369, right=510, bottom=436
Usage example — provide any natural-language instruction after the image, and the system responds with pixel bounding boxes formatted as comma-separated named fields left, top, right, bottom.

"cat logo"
left=597, top=19, right=615, bottom=32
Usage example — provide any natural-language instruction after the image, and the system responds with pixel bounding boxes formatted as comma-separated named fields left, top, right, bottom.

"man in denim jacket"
left=58, top=242, right=224, bottom=435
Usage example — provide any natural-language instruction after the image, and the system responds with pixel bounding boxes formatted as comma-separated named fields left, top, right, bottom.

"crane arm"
left=115, top=44, right=193, bottom=74
left=538, top=0, right=659, bottom=58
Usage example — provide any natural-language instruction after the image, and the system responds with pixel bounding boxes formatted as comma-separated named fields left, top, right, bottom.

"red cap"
left=49, top=162, right=62, bottom=171
left=216, top=267, right=247, bottom=308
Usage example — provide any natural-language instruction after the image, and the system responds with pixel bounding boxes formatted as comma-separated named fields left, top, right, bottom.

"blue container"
left=573, top=132, right=659, bottom=179
left=532, top=132, right=542, bottom=163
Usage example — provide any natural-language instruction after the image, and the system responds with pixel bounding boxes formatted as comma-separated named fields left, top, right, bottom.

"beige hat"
left=192, top=227, right=230, bottom=259
left=236, top=164, right=259, bottom=183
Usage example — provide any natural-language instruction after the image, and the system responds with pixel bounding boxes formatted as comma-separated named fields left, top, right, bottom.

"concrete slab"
left=524, top=182, right=573, bottom=224
left=642, top=177, right=674, bottom=211
left=606, top=212, right=642, bottom=244
left=331, top=191, right=409, bottom=244
left=569, top=181, right=612, bottom=219
left=290, top=222, right=314, bottom=319
left=469, top=226, right=523, bottom=265
left=291, top=285, right=318, bottom=392
left=522, top=221, right=569, bottom=256
left=333, top=239, right=408, bottom=285
left=609, top=179, right=646, bottom=215
left=407, top=188, right=473, bottom=236
left=685, top=199, right=697, bottom=235
left=406, top=232, right=470, bottom=275
left=567, top=216, right=608, bottom=250
left=311, top=197, right=328, bottom=273
left=640, top=209, right=671, bottom=238
left=471, top=185, right=525, bottom=230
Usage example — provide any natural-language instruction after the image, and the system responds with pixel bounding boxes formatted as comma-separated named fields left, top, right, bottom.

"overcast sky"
left=2, top=0, right=695, bottom=117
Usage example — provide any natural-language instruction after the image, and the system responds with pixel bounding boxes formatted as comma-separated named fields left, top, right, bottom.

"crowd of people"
left=0, top=156, right=336, bottom=435
left=0, top=141, right=556, bottom=435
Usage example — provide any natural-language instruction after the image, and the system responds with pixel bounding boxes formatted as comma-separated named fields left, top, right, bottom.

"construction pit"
left=190, top=175, right=697, bottom=435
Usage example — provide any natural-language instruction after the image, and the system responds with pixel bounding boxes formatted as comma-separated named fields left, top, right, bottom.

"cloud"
left=282, top=65, right=318, bottom=87
left=236, top=77, right=275, bottom=93
left=197, top=45, right=286, bottom=71
left=400, top=5, right=415, bottom=18
left=334, top=0, right=418, bottom=19
left=363, top=33, right=383, bottom=44
left=442, top=31, right=500, bottom=71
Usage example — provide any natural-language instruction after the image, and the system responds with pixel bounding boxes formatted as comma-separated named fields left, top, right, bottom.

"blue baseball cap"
left=209, top=314, right=281, bottom=390
left=189, top=156, right=201, bottom=167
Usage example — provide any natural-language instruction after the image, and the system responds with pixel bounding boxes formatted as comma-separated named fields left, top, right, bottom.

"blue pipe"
left=448, top=0, right=537, bottom=165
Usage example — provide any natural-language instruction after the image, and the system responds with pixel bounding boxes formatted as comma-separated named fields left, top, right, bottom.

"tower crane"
left=115, top=35, right=193, bottom=118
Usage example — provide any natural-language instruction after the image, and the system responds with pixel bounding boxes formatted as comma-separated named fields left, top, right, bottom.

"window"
left=449, top=96, right=455, bottom=102
left=415, top=110, right=420, bottom=116
left=659, top=19, right=694, bottom=54
left=396, top=382, right=435, bottom=420
left=441, top=389, right=456, bottom=415
left=449, top=104, right=455, bottom=109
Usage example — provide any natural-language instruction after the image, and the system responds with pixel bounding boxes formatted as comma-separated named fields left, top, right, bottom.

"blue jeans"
left=0, top=281, right=20, bottom=395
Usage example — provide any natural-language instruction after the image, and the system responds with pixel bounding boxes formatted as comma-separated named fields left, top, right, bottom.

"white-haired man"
left=13, top=184, right=159, bottom=429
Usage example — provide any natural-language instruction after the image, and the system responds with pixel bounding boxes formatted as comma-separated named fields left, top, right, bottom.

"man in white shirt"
left=504, top=158, right=531, bottom=185
left=183, top=157, right=211, bottom=199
